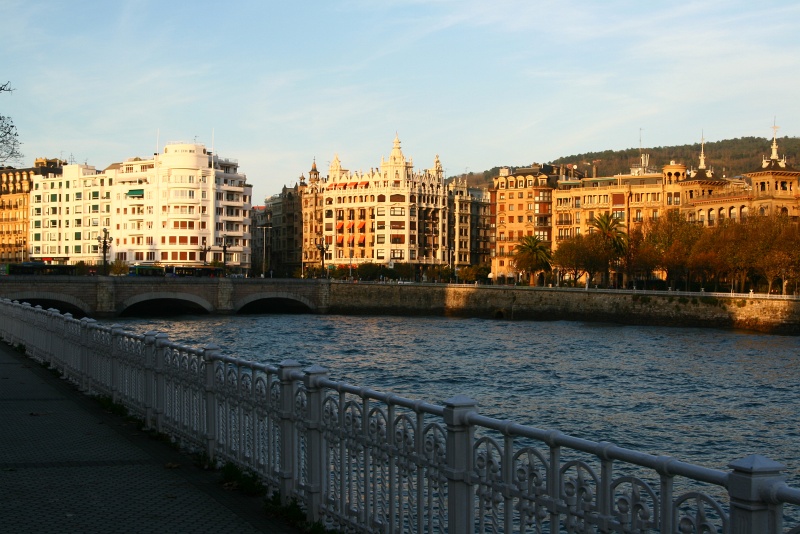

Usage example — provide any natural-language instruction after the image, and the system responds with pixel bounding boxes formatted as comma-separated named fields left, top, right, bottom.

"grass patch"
left=220, top=462, right=267, bottom=496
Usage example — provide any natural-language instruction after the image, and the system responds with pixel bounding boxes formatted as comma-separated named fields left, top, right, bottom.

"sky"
left=3, top=0, right=800, bottom=202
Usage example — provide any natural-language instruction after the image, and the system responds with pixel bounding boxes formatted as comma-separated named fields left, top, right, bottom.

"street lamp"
left=97, top=228, right=113, bottom=276
left=349, top=249, right=354, bottom=280
left=221, top=235, right=229, bottom=276
left=199, top=245, right=211, bottom=266
left=316, top=239, right=330, bottom=278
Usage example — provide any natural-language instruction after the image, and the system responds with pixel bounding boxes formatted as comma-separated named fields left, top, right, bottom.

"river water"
left=111, top=314, right=800, bottom=485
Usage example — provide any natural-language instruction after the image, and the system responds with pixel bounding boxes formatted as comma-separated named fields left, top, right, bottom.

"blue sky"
left=3, top=1, right=799, bottom=202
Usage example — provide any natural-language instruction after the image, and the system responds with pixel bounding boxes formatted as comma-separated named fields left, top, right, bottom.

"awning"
left=348, top=182, right=358, bottom=188
left=348, top=235, right=355, bottom=244
left=127, top=189, right=144, bottom=197
left=357, top=221, right=366, bottom=229
left=336, top=235, right=344, bottom=244
left=358, top=235, right=366, bottom=244
left=336, top=222, right=344, bottom=230
left=359, top=181, right=369, bottom=187
left=346, top=221, right=354, bottom=229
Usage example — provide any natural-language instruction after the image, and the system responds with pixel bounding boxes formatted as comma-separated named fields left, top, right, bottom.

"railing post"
left=443, top=395, right=477, bottom=533
left=110, top=325, right=124, bottom=404
left=79, top=317, right=97, bottom=393
left=728, top=455, right=786, bottom=534
left=303, top=364, right=329, bottom=522
left=278, top=359, right=302, bottom=504
left=204, top=343, right=222, bottom=462
left=152, top=332, right=169, bottom=433
left=142, top=331, right=158, bottom=430
left=46, top=308, right=61, bottom=369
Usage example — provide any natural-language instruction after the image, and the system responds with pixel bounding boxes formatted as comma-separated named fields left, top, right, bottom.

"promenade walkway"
left=0, top=342, right=299, bottom=534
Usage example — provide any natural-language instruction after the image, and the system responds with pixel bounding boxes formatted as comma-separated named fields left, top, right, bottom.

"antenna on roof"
left=639, top=128, right=643, bottom=153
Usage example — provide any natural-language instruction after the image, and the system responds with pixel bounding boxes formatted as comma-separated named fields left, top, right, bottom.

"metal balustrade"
left=1, top=296, right=799, bottom=533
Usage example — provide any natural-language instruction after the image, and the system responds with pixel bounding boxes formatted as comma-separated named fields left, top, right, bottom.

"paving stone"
left=0, top=344, right=300, bottom=533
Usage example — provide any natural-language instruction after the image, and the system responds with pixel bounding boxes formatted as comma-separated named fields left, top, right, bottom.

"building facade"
left=265, top=184, right=302, bottom=277
left=1, top=158, right=64, bottom=264
left=446, top=178, right=491, bottom=270
left=28, top=142, right=252, bottom=272
left=299, top=135, right=449, bottom=275
left=490, top=165, right=554, bottom=282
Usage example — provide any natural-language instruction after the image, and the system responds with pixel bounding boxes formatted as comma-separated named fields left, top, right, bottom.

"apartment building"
left=446, top=178, right=491, bottom=269
left=1, top=159, right=64, bottom=264
left=552, top=134, right=800, bottom=247
left=265, top=184, right=302, bottom=277
left=490, top=165, right=554, bottom=282
left=299, top=135, right=449, bottom=274
left=28, top=142, right=252, bottom=271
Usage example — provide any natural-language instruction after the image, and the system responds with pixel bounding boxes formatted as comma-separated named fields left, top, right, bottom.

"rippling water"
left=111, top=314, right=800, bottom=484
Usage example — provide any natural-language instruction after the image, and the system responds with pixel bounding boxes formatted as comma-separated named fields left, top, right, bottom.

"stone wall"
left=328, top=284, right=800, bottom=334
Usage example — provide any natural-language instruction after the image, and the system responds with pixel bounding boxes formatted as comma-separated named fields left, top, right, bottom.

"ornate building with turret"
left=299, top=135, right=449, bottom=276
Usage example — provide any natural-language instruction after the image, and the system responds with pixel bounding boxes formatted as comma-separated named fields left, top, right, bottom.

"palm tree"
left=591, top=213, right=627, bottom=287
left=591, top=213, right=627, bottom=253
left=514, top=235, right=552, bottom=285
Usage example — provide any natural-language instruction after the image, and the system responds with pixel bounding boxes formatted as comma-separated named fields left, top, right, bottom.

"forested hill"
left=453, top=136, right=800, bottom=188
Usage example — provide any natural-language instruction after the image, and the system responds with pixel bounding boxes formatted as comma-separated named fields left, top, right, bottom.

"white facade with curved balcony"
left=28, top=142, right=252, bottom=272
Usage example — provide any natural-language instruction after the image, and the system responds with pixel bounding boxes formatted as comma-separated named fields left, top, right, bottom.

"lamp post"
left=316, top=239, right=330, bottom=278
left=221, top=235, right=229, bottom=276
left=349, top=249, right=354, bottom=280
left=199, top=245, right=211, bottom=266
left=261, top=226, right=267, bottom=277
left=97, top=228, right=113, bottom=276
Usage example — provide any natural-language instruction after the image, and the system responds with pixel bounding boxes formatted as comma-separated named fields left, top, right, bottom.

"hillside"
left=452, top=136, right=800, bottom=188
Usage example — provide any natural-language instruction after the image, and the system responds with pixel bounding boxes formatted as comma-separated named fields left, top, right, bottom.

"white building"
left=28, top=142, right=252, bottom=272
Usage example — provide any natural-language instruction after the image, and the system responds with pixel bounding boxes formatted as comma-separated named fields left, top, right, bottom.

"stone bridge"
left=1, top=276, right=799, bottom=333
left=0, top=276, right=330, bottom=317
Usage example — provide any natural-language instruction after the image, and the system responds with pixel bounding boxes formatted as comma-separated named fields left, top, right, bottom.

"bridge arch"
left=4, top=291, right=92, bottom=317
left=235, top=291, right=317, bottom=314
left=119, top=292, right=215, bottom=315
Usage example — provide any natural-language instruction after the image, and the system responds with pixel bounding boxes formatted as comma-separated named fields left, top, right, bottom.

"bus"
left=165, top=266, right=225, bottom=277
left=128, top=265, right=166, bottom=277
left=6, top=262, right=77, bottom=275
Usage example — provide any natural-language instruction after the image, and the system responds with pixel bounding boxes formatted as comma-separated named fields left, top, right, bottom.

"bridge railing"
left=2, top=296, right=799, bottom=533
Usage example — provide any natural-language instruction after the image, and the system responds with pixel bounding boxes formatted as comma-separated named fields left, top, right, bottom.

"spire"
left=698, top=133, right=706, bottom=170
left=770, top=119, right=780, bottom=161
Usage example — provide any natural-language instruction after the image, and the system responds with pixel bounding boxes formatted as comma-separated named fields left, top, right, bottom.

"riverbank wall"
left=328, top=283, right=800, bottom=334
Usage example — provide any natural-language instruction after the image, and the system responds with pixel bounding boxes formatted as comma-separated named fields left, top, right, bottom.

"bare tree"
left=1, top=82, right=23, bottom=164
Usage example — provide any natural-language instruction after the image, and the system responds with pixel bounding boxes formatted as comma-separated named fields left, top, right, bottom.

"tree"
left=552, top=235, right=586, bottom=284
left=645, top=210, right=701, bottom=289
left=513, top=235, right=552, bottom=285
left=581, top=232, right=614, bottom=287
left=0, top=82, right=23, bottom=164
left=619, top=227, right=659, bottom=289
left=590, top=213, right=627, bottom=286
left=110, top=259, right=129, bottom=276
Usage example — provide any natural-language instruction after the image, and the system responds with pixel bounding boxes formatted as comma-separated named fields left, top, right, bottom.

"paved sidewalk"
left=0, top=342, right=299, bottom=534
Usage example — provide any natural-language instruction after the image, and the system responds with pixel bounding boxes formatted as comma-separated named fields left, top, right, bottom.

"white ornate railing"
left=2, top=297, right=800, bottom=533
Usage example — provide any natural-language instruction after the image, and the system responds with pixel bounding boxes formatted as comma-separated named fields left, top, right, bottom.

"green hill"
left=452, top=136, right=800, bottom=188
